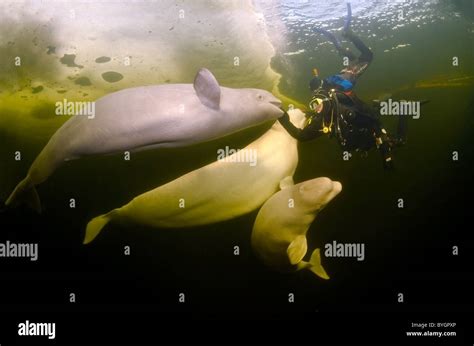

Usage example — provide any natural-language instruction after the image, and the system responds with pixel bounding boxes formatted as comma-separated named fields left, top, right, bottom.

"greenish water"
left=266, top=1, right=474, bottom=316
left=1, top=1, right=473, bottom=331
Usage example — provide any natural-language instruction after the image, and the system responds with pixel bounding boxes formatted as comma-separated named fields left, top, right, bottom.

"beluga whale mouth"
left=269, top=99, right=283, bottom=115
left=270, top=100, right=282, bottom=107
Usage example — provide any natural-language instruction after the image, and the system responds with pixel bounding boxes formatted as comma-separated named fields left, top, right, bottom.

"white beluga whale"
left=83, top=109, right=307, bottom=244
left=251, top=177, right=342, bottom=279
left=6, top=68, right=283, bottom=212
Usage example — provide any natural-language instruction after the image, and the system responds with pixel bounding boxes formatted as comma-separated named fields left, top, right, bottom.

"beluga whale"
left=83, top=109, right=308, bottom=244
left=251, top=177, right=342, bottom=279
left=6, top=68, right=284, bottom=212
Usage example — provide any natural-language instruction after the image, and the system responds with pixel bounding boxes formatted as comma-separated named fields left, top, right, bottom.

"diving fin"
left=314, top=28, right=344, bottom=52
left=343, top=2, right=352, bottom=32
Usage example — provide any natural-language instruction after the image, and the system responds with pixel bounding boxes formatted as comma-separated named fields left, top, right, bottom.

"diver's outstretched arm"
left=278, top=111, right=322, bottom=142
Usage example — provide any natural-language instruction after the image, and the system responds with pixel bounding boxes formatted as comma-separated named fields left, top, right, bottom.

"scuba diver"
left=279, top=3, right=403, bottom=170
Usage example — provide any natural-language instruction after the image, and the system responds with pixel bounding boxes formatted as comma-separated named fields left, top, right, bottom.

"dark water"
left=1, top=0, right=474, bottom=344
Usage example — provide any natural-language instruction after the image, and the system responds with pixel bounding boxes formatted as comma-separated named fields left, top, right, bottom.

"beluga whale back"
left=6, top=68, right=283, bottom=212
left=83, top=109, right=308, bottom=244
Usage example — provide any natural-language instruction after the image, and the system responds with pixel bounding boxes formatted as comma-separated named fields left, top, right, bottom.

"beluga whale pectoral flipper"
left=6, top=68, right=284, bottom=212
left=251, top=177, right=342, bottom=279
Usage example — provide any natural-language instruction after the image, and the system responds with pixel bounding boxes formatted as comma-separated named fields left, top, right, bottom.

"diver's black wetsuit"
left=309, top=30, right=373, bottom=92
left=334, top=30, right=373, bottom=87
left=280, top=94, right=384, bottom=148
left=280, top=29, right=394, bottom=169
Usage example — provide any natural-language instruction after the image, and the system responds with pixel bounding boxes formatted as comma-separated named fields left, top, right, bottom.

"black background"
left=0, top=140, right=473, bottom=345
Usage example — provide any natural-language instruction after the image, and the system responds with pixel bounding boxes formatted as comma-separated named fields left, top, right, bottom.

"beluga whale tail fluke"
left=84, top=211, right=116, bottom=244
left=307, top=248, right=330, bottom=280
left=6, top=138, right=66, bottom=213
left=6, top=67, right=284, bottom=212
left=5, top=178, right=41, bottom=213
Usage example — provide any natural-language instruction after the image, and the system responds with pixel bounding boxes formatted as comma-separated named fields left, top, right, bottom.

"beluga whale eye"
left=257, top=94, right=264, bottom=101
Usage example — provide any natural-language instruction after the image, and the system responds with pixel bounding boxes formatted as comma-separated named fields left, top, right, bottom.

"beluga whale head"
left=192, top=67, right=283, bottom=125
left=245, top=88, right=283, bottom=118
left=298, top=177, right=342, bottom=214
